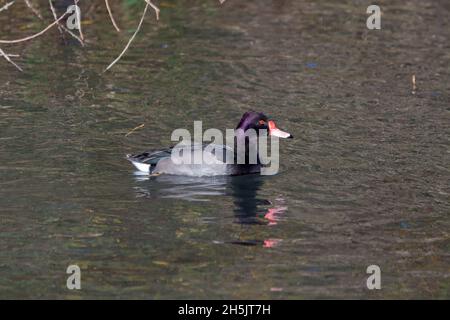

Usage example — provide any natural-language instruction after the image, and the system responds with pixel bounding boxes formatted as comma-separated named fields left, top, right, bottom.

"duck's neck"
left=233, top=128, right=261, bottom=165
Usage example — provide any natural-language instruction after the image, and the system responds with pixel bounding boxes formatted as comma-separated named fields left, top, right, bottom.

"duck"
left=126, top=111, right=293, bottom=176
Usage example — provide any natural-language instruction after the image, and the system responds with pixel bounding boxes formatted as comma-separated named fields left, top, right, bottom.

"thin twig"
left=49, top=0, right=64, bottom=38
left=125, top=124, right=145, bottom=137
left=60, top=24, right=85, bottom=46
left=104, top=2, right=149, bottom=72
left=105, top=0, right=120, bottom=32
left=49, top=0, right=84, bottom=46
left=0, top=12, right=68, bottom=44
left=144, top=0, right=160, bottom=20
left=219, top=0, right=226, bottom=4
left=24, top=0, right=43, bottom=19
left=0, top=47, right=23, bottom=71
left=74, top=0, right=84, bottom=40
left=0, top=1, right=14, bottom=12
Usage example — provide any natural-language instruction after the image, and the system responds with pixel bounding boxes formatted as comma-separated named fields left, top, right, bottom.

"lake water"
left=0, top=0, right=449, bottom=299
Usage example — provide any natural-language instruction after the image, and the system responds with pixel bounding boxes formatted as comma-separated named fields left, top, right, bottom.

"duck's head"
left=236, top=111, right=293, bottom=139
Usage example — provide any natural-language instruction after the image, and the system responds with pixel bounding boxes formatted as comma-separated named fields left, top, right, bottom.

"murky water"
left=0, top=0, right=449, bottom=299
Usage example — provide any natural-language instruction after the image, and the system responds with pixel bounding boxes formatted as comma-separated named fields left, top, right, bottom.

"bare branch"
left=48, top=0, right=84, bottom=46
left=0, top=1, right=15, bottom=12
left=144, top=0, right=160, bottom=20
left=49, top=0, right=65, bottom=37
left=74, top=0, right=84, bottom=40
left=0, top=0, right=224, bottom=72
left=125, top=124, right=145, bottom=137
left=104, top=2, right=149, bottom=72
left=60, top=24, right=85, bottom=46
left=105, top=0, right=120, bottom=32
left=24, top=0, right=43, bottom=19
left=0, top=11, right=68, bottom=44
left=0, top=47, right=23, bottom=71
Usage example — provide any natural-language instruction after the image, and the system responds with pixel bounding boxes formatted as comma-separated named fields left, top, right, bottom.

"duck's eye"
left=258, top=120, right=266, bottom=125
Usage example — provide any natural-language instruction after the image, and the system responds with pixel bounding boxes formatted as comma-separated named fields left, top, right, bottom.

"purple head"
left=235, top=111, right=293, bottom=138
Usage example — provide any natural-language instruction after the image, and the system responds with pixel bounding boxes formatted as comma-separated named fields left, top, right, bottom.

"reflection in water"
left=132, top=172, right=287, bottom=248
left=264, top=206, right=288, bottom=226
left=133, top=172, right=228, bottom=202
left=229, top=175, right=286, bottom=248
left=230, top=175, right=287, bottom=226
left=230, top=175, right=269, bottom=224
left=0, top=0, right=448, bottom=298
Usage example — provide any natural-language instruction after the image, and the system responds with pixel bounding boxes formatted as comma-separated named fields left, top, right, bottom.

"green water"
left=0, top=0, right=449, bottom=299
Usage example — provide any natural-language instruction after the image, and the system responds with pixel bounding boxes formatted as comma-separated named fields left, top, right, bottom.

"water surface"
left=0, top=0, right=449, bottom=298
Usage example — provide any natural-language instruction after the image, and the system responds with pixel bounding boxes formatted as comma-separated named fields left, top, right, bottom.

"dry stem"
left=0, top=47, right=23, bottom=71
left=104, top=2, right=151, bottom=72
left=105, top=0, right=120, bottom=32
left=1, top=0, right=226, bottom=71
left=0, top=1, right=14, bottom=12
left=144, top=0, right=160, bottom=20
left=74, top=0, right=84, bottom=40
left=49, top=0, right=65, bottom=37
left=125, top=123, right=145, bottom=136
left=49, top=0, right=85, bottom=46
left=24, top=0, right=43, bottom=19
left=0, top=12, right=68, bottom=44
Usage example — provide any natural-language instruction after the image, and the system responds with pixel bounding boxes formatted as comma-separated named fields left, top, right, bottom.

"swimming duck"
left=126, top=111, right=293, bottom=176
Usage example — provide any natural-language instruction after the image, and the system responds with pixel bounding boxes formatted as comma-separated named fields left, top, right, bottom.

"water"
left=0, top=0, right=449, bottom=299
